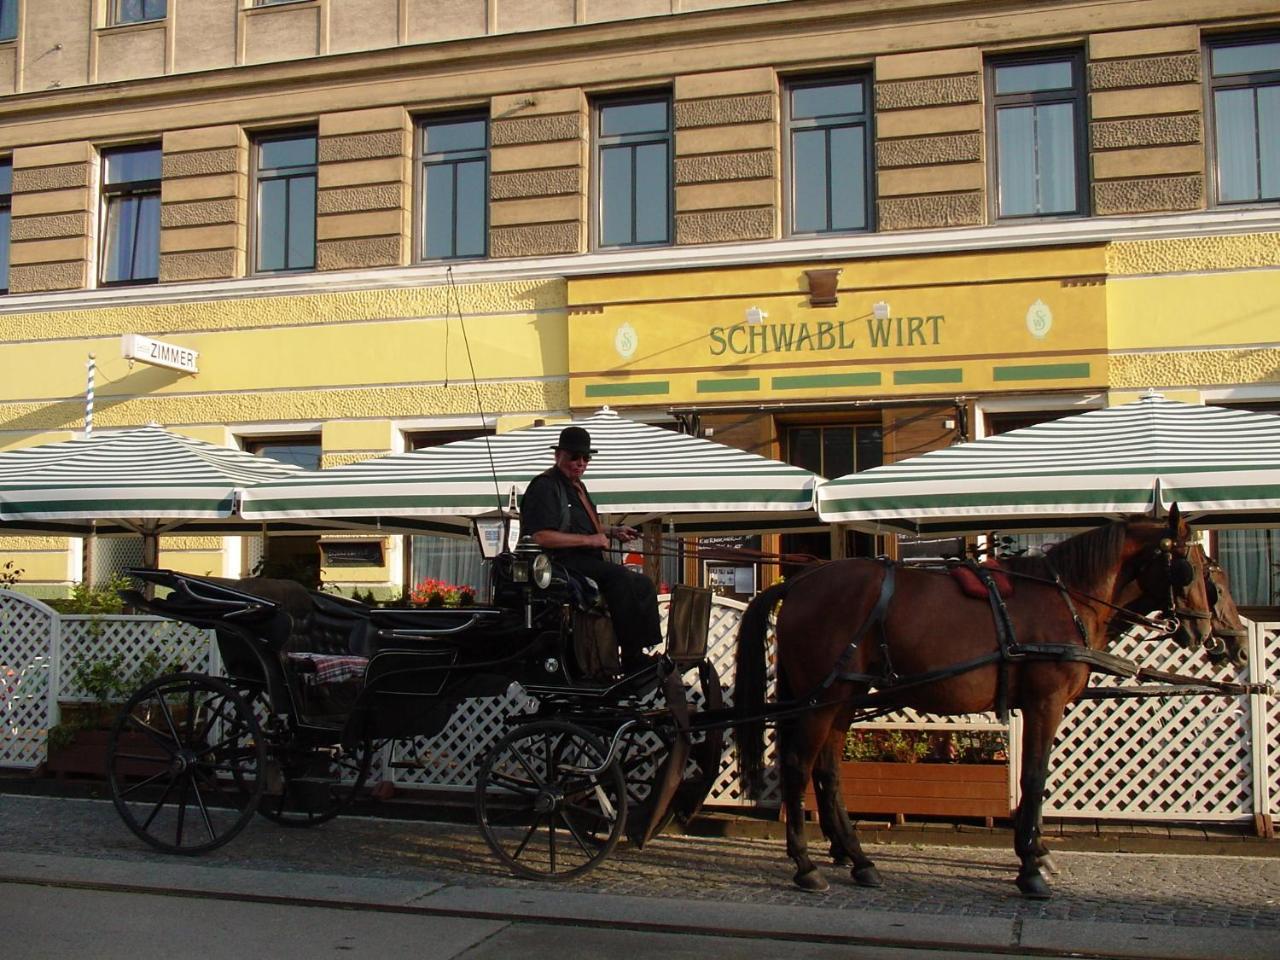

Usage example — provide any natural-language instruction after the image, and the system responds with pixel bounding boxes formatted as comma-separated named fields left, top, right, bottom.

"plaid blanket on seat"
left=286, top=652, right=369, bottom=685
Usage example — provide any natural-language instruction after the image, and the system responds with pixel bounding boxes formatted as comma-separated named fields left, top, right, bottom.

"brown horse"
left=734, top=508, right=1215, bottom=899
left=1196, top=546, right=1249, bottom=667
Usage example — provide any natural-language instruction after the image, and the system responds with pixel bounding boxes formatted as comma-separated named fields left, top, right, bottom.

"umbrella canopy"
left=241, top=408, right=821, bottom=536
left=817, top=393, right=1280, bottom=535
left=0, top=425, right=312, bottom=538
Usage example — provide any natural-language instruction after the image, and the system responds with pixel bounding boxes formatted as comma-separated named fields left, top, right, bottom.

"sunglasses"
left=566, top=452, right=592, bottom=463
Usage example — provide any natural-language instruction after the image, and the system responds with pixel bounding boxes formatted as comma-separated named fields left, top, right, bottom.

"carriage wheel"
left=255, top=738, right=375, bottom=827
left=107, top=672, right=265, bottom=855
left=475, top=719, right=627, bottom=881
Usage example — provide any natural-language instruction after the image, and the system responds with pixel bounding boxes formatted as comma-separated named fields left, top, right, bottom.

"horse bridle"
left=1143, top=535, right=1211, bottom=634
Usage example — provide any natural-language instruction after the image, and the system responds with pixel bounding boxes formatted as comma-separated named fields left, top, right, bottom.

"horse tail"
left=734, top=577, right=791, bottom=798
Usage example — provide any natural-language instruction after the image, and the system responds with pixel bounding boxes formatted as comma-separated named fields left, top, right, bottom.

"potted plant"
left=801, top=727, right=1012, bottom=824
left=408, top=577, right=476, bottom=609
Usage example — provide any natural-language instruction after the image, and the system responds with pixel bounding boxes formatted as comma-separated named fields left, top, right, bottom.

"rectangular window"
left=0, top=1, right=16, bottom=42
left=100, top=144, right=161, bottom=286
left=988, top=52, right=1086, bottom=218
left=0, top=159, right=11, bottom=294
left=253, top=130, right=316, bottom=273
left=1209, top=35, right=1280, bottom=205
left=113, top=0, right=166, bottom=24
left=595, top=94, right=671, bottom=248
left=418, top=115, right=488, bottom=260
left=786, top=75, right=873, bottom=235
left=243, top=436, right=322, bottom=582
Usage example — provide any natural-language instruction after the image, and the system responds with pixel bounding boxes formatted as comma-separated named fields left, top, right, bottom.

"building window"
left=0, top=159, right=11, bottom=294
left=988, top=52, right=1086, bottom=218
left=0, top=1, right=16, bottom=42
left=786, top=75, right=873, bottom=235
left=782, top=422, right=883, bottom=570
left=243, top=437, right=322, bottom=582
left=112, top=0, right=166, bottom=24
left=253, top=130, right=316, bottom=273
left=1209, top=35, right=1280, bottom=205
left=418, top=115, right=487, bottom=260
left=595, top=94, right=671, bottom=248
left=100, top=145, right=161, bottom=286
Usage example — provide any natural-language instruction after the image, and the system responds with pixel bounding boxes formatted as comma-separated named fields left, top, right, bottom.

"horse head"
left=1191, top=544, right=1249, bottom=667
left=1127, top=505, right=1215, bottom=651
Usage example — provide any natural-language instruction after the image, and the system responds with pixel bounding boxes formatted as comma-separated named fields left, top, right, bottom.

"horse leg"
left=778, top=713, right=829, bottom=892
left=1013, top=702, right=1064, bottom=899
left=812, top=726, right=881, bottom=886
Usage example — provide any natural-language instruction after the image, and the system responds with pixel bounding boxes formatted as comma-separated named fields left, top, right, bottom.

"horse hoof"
left=1016, top=872, right=1052, bottom=900
left=1037, top=853, right=1060, bottom=875
left=794, top=869, right=829, bottom=892
left=830, top=853, right=852, bottom=867
left=852, top=865, right=883, bottom=887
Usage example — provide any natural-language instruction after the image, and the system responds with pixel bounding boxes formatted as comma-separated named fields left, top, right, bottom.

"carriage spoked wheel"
left=475, top=718, right=627, bottom=880
left=242, top=691, right=375, bottom=828
left=107, top=672, right=266, bottom=855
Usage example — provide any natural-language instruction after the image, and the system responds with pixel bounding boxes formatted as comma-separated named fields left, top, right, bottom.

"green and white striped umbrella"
left=242, top=408, right=821, bottom=536
left=817, top=394, right=1280, bottom=535
left=0, top=425, right=311, bottom=537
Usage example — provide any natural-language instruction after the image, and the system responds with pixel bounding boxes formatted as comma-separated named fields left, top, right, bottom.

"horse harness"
left=807, top=548, right=1261, bottom=721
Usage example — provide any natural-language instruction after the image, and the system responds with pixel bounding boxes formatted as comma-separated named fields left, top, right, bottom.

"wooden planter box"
left=802, top=761, right=1011, bottom=822
left=45, top=703, right=170, bottom=781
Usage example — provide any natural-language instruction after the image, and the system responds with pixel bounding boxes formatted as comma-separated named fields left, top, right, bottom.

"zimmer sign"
left=121, top=334, right=199, bottom=374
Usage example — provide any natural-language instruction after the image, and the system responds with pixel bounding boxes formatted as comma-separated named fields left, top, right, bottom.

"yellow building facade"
left=0, top=1, right=1277, bottom=605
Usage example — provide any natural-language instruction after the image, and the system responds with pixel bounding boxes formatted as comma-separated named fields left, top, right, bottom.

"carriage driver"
left=519, top=425, right=662, bottom=674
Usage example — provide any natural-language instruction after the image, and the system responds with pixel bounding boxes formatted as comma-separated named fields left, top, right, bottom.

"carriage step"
left=289, top=776, right=333, bottom=812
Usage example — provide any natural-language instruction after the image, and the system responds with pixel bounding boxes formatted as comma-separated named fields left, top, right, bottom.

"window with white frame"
left=252, top=130, right=316, bottom=274
left=112, top=0, right=166, bottom=25
left=1208, top=34, right=1280, bottom=205
left=595, top=94, right=672, bottom=248
left=786, top=75, right=873, bottom=235
left=418, top=115, right=488, bottom=260
left=100, top=144, right=161, bottom=286
left=988, top=51, right=1086, bottom=219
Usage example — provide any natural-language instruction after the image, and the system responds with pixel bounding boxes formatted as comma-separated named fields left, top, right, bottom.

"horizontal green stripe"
left=771, top=372, right=882, bottom=390
left=822, top=488, right=1153, bottom=514
left=1, top=496, right=233, bottom=514
left=993, top=362, right=1091, bottom=382
left=893, top=368, right=963, bottom=385
left=584, top=381, right=670, bottom=398
left=697, top=377, right=761, bottom=394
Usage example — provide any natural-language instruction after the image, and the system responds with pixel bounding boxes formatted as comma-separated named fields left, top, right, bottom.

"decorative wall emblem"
left=614, top=322, right=638, bottom=360
left=1026, top=299, right=1053, bottom=339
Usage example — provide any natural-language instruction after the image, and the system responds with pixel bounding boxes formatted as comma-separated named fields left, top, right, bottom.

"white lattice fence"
left=1041, top=624, right=1263, bottom=821
left=1, top=591, right=58, bottom=769
left=1257, top=621, right=1280, bottom=820
left=0, top=589, right=215, bottom=770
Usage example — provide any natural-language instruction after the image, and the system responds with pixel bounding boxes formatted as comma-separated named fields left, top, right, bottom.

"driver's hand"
left=612, top=524, right=639, bottom=541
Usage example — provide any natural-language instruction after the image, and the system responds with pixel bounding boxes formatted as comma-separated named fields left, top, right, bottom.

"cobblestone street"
left=2, top=793, right=1277, bottom=932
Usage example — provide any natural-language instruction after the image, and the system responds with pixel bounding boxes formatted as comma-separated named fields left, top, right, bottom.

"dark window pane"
left=829, top=125, right=865, bottom=230
left=855, top=426, right=883, bottom=472
left=118, top=0, right=167, bottom=22
left=1213, top=40, right=1280, bottom=76
left=252, top=441, right=321, bottom=470
left=103, top=194, right=159, bottom=283
left=633, top=141, right=669, bottom=244
left=1261, top=84, right=1280, bottom=200
left=996, top=106, right=1036, bottom=215
left=788, top=428, right=821, bottom=474
left=792, top=80, right=863, bottom=120
left=600, top=145, right=634, bottom=246
left=454, top=159, right=486, bottom=256
left=1215, top=88, right=1260, bottom=202
left=424, top=119, right=486, bottom=155
left=260, top=135, right=316, bottom=171
left=286, top=175, right=316, bottom=269
left=1037, top=102, right=1077, bottom=213
left=995, top=60, right=1074, bottom=94
left=105, top=146, right=161, bottom=184
left=792, top=129, right=829, bottom=232
left=0, top=208, right=10, bottom=291
left=823, top=428, right=854, bottom=480
left=257, top=178, right=287, bottom=271
left=601, top=100, right=668, bottom=137
left=0, top=1, right=17, bottom=40
left=424, top=163, right=457, bottom=258
left=0, top=163, right=11, bottom=195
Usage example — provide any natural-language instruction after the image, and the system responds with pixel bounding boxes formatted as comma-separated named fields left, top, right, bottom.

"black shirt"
left=520, top=466, right=603, bottom=559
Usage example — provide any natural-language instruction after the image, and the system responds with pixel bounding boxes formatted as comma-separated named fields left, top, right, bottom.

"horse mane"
left=1002, top=521, right=1131, bottom=589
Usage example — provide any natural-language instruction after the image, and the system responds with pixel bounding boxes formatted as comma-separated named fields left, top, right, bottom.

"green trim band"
left=697, top=377, right=761, bottom=393
left=893, top=368, right=963, bottom=385
left=584, top=380, right=670, bottom=398
left=772, top=372, right=882, bottom=390
left=993, top=362, right=1092, bottom=382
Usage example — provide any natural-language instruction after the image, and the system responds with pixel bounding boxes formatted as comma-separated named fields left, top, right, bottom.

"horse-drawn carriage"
left=108, top=539, right=723, bottom=880
left=107, top=508, right=1265, bottom=897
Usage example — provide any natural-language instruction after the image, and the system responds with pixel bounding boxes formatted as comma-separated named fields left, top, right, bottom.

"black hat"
left=552, top=425, right=596, bottom=455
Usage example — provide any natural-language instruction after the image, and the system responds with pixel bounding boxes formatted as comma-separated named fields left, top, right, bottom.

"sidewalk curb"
left=2, top=851, right=1276, bottom=960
